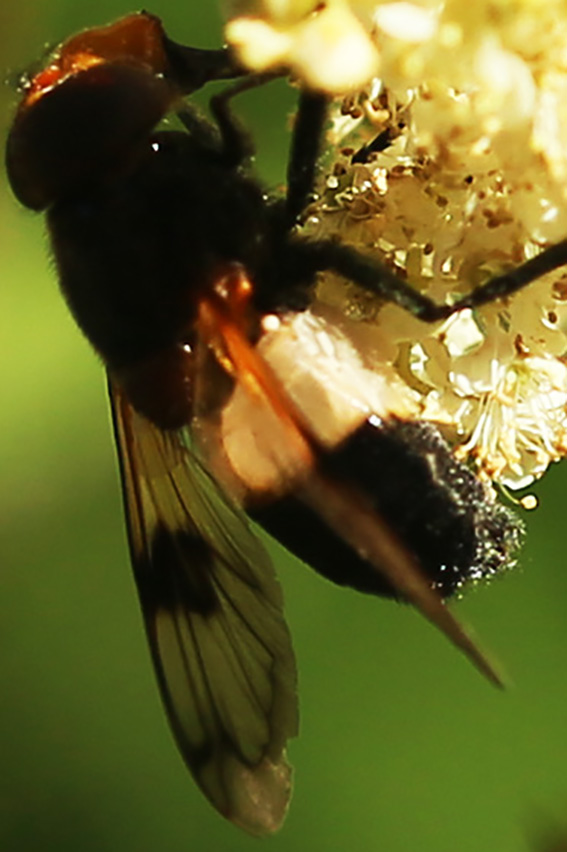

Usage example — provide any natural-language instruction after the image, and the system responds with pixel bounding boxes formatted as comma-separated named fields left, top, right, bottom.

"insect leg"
left=442, top=238, right=567, bottom=313
left=285, top=237, right=454, bottom=321
left=209, top=73, right=284, bottom=168
left=162, top=38, right=246, bottom=94
left=283, top=91, right=329, bottom=229
left=287, top=234, right=567, bottom=322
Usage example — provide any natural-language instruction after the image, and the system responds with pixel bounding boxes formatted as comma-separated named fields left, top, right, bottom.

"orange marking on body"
left=198, top=264, right=316, bottom=473
left=25, top=12, right=169, bottom=108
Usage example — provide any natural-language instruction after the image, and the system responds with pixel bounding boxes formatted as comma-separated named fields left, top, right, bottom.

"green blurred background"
left=2, top=3, right=567, bottom=851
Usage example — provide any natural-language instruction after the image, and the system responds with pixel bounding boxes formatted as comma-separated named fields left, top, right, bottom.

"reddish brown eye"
left=54, top=12, right=169, bottom=75
left=6, top=63, right=176, bottom=210
left=5, top=12, right=177, bottom=210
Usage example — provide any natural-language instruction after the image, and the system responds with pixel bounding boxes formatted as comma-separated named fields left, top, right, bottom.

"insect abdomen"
left=252, top=418, right=523, bottom=599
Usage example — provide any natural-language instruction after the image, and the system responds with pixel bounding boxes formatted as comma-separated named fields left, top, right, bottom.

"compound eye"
left=7, top=63, right=176, bottom=210
left=5, top=13, right=176, bottom=210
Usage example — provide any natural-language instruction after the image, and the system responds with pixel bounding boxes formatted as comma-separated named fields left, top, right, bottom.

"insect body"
left=6, top=11, right=530, bottom=834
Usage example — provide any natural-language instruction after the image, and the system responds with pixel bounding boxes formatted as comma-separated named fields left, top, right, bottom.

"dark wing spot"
left=140, top=523, right=219, bottom=616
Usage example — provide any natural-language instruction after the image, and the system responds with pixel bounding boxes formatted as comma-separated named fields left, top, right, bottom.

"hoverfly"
left=10, top=10, right=563, bottom=834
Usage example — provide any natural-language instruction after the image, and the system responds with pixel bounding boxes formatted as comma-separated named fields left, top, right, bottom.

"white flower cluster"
left=224, top=0, right=381, bottom=90
left=225, top=0, right=567, bottom=490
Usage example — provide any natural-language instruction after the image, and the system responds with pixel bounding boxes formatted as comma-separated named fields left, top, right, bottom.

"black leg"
left=176, top=105, right=226, bottom=154
left=209, top=72, right=282, bottom=168
left=172, top=54, right=567, bottom=321
left=176, top=72, right=282, bottom=166
left=445, top=238, right=567, bottom=313
left=286, top=235, right=567, bottom=323
left=162, top=39, right=246, bottom=94
left=284, top=91, right=329, bottom=229
left=286, top=238, right=452, bottom=320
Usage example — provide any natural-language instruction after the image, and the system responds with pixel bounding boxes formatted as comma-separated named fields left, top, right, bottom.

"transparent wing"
left=108, top=379, right=298, bottom=836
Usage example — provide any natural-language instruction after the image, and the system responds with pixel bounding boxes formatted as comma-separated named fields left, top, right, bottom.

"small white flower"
left=226, top=0, right=567, bottom=489
left=225, top=0, right=380, bottom=92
